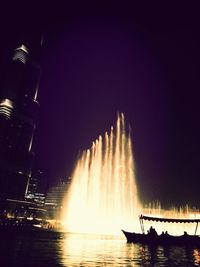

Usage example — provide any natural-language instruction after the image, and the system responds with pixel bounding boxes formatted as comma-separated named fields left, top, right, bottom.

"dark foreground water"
left=0, top=231, right=200, bottom=266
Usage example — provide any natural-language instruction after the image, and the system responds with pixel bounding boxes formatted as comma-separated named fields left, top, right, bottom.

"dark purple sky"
left=1, top=2, right=200, bottom=207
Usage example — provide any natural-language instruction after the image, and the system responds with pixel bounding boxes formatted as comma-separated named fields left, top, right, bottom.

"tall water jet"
left=62, top=113, right=142, bottom=234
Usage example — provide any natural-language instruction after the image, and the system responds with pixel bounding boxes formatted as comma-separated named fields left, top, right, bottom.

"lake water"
left=0, top=231, right=200, bottom=266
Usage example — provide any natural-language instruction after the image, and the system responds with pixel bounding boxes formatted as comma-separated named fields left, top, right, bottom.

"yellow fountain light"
left=62, top=113, right=142, bottom=235
left=61, top=113, right=200, bottom=236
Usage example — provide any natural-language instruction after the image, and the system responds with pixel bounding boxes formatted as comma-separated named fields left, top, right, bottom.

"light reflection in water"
left=60, top=233, right=146, bottom=266
left=0, top=231, right=200, bottom=266
left=194, top=249, right=200, bottom=266
left=59, top=233, right=200, bottom=266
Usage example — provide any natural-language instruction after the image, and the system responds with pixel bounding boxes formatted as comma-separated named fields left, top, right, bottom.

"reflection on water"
left=194, top=249, right=200, bottom=266
left=0, top=231, right=200, bottom=266
left=60, top=233, right=140, bottom=266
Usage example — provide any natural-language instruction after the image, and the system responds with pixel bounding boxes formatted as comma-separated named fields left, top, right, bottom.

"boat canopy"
left=140, top=215, right=200, bottom=224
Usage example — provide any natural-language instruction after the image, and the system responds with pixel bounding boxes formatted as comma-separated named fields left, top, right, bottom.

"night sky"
left=0, top=3, right=200, bottom=208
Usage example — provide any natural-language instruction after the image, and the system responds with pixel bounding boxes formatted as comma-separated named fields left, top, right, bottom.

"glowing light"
left=0, top=99, right=13, bottom=109
left=62, top=113, right=142, bottom=235
left=13, top=44, right=29, bottom=64
left=0, top=98, right=14, bottom=118
left=193, top=249, right=200, bottom=265
left=17, top=44, right=29, bottom=54
left=34, top=85, right=39, bottom=101
left=60, top=233, right=125, bottom=266
left=142, top=205, right=200, bottom=235
left=28, top=135, right=33, bottom=152
left=62, top=113, right=200, bottom=236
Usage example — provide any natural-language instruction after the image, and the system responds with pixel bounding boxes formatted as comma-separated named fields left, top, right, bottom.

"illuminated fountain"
left=62, top=113, right=142, bottom=234
left=62, top=113, right=200, bottom=236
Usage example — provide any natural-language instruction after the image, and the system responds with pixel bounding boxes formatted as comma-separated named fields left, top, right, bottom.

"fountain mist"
left=62, top=113, right=142, bottom=234
left=62, top=113, right=200, bottom=236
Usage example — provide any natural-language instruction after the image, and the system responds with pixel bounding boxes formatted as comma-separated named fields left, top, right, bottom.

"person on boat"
left=148, top=226, right=157, bottom=236
left=161, top=231, right=166, bottom=236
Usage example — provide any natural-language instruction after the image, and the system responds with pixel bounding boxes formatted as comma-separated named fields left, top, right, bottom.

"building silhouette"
left=0, top=39, right=41, bottom=200
left=45, top=180, right=70, bottom=219
left=25, top=170, right=46, bottom=205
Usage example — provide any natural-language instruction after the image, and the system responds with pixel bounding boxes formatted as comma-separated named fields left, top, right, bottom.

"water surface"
left=0, top=231, right=200, bottom=266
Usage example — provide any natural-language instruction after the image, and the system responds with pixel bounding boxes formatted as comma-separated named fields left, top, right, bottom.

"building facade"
left=45, top=180, right=70, bottom=219
left=25, top=170, right=46, bottom=206
left=0, top=41, right=41, bottom=200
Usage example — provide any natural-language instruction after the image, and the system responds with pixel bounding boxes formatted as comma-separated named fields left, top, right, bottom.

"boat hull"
left=122, top=230, right=200, bottom=246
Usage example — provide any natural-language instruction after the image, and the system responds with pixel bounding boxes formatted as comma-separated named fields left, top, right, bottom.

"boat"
left=122, top=215, right=200, bottom=246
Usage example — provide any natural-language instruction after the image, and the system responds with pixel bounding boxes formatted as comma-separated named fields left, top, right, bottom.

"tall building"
left=45, top=180, right=70, bottom=219
left=25, top=170, right=46, bottom=206
left=0, top=40, right=41, bottom=200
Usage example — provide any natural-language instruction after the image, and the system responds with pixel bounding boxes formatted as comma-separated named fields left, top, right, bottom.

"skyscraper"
left=0, top=39, right=41, bottom=200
